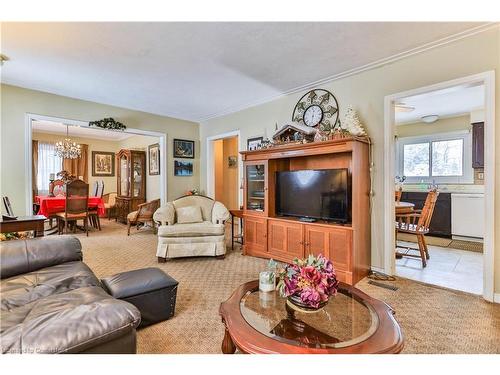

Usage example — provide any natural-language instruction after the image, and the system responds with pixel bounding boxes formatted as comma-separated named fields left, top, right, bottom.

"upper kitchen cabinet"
left=472, top=122, right=484, bottom=168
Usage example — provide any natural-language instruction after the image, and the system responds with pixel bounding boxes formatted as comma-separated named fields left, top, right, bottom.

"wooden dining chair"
left=395, top=187, right=403, bottom=202
left=89, top=181, right=104, bottom=229
left=50, top=179, right=65, bottom=197
left=103, top=192, right=117, bottom=220
left=127, top=199, right=161, bottom=236
left=395, top=190, right=439, bottom=267
left=56, top=179, right=90, bottom=236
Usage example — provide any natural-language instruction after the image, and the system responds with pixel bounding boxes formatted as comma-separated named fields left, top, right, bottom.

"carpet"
left=74, top=220, right=499, bottom=354
left=397, top=233, right=483, bottom=253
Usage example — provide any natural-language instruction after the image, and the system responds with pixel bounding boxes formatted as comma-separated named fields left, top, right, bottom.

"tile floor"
left=396, top=241, right=483, bottom=295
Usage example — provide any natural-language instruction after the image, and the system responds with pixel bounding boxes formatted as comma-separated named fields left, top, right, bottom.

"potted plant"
left=277, top=254, right=339, bottom=312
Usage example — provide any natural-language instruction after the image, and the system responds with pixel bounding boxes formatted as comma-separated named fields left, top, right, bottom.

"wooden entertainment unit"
left=240, top=137, right=371, bottom=285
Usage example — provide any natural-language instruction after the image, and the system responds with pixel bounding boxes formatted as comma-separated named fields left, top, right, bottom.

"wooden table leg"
left=221, top=326, right=236, bottom=354
left=35, top=221, right=45, bottom=237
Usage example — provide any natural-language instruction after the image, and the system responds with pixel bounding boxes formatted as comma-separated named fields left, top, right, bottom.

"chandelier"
left=55, top=125, right=81, bottom=159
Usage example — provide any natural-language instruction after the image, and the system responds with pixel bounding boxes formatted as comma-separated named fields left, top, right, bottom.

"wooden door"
left=267, top=219, right=304, bottom=262
left=243, top=216, right=267, bottom=255
left=304, top=225, right=352, bottom=277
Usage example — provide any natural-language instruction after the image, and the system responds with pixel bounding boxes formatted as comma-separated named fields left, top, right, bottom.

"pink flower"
left=300, top=266, right=321, bottom=284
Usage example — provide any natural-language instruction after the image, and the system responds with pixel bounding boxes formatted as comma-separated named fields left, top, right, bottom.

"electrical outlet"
left=478, top=172, right=484, bottom=180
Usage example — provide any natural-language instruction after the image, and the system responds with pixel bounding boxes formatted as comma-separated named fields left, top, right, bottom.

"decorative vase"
left=259, top=271, right=275, bottom=292
left=286, top=294, right=328, bottom=314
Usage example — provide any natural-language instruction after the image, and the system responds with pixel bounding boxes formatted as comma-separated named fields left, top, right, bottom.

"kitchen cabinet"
left=401, top=192, right=451, bottom=237
left=472, top=122, right=484, bottom=168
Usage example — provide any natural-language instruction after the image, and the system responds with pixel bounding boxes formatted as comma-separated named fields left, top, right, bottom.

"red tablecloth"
left=35, top=196, right=106, bottom=217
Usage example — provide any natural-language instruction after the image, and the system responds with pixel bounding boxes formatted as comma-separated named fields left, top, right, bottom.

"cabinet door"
left=472, top=122, right=484, bottom=168
left=244, top=161, right=268, bottom=216
left=268, top=220, right=304, bottom=261
left=244, top=216, right=267, bottom=254
left=305, top=225, right=352, bottom=272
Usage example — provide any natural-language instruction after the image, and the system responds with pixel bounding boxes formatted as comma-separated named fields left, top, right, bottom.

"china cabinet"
left=115, top=149, right=146, bottom=223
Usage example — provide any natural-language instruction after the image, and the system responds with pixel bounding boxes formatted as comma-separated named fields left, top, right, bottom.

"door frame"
left=206, top=129, right=242, bottom=208
left=383, top=71, right=496, bottom=302
left=25, top=113, right=168, bottom=212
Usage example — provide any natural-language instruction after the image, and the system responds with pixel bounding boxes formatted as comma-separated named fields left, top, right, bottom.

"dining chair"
left=91, top=181, right=99, bottom=197
left=56, top=179, right=90, bottom=236
left=127, top=199, right=161, bottom=236
left=50, top=179, right=65, bottom=197
left=89, top=181, right=105, bottom=229
left=395, top=189, right=439, bottom=267
left=102, top=192, right=117, bottom=220
left=96, top=180, right=105, bottom=198
left=395, top=187, right=403, bottom=202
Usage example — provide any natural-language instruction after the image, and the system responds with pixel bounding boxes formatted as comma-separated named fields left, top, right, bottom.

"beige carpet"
left=73, top=220, right=499, bottom=354
left=397, top=233, right=483, bottom=253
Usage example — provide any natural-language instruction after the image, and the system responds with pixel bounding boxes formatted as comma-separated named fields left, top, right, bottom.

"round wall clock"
left=292, top=89, right=339, bottom=129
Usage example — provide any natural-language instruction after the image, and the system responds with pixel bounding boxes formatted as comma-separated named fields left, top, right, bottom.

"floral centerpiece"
left=277, top=254, right=339, bottom=311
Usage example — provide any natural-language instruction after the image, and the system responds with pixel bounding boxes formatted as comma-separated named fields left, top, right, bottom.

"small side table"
left=0, top=215, right=46, bottom=238
left=229, top=209, right=244, bottom=250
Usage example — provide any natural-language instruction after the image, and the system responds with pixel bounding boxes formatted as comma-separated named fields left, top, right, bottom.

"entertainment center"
left=241, top=137, right=371, bottom=285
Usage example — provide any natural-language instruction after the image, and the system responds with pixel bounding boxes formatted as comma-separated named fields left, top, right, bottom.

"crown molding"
left=199, top=22, right=499, bottom=123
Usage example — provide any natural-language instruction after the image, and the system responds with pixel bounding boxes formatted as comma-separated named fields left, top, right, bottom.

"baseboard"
left=370, top=266, right=386, bottom=274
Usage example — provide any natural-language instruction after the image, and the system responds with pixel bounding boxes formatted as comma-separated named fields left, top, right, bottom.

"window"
left=37, top=142, right=62, bottom=195
left=397, top=131, right=473, bottom=184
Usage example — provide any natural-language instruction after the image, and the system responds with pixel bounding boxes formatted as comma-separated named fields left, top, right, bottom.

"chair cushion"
left=176, top=205, right=203, bottom=224
left=127, top=210, right=138, bottom=221
left=173, top=196, right=214, bottom=221
left=158, top=221, right=225, bottom=237
left=56, top=212, right=87, bottom=219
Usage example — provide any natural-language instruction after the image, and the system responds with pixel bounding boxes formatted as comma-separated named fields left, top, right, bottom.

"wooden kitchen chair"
left=395, top=190, right=439, bottom=267
left=127, top=199, right=161, bottom=236
left=395, top=187, right=402, bottom=202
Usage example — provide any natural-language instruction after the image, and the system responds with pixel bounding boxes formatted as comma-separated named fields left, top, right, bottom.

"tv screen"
left=276, top=169, right=350, bottom=222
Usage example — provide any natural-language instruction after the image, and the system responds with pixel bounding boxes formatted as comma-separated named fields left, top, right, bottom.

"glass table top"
left=240, top=287, right=378, bottom=349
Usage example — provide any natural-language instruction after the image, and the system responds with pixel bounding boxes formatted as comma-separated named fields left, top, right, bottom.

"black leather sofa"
left=1, top=236, right=141, bottom=354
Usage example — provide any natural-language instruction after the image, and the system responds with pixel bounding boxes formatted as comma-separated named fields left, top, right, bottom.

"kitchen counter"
left=402, top=184, right=484, bottom=194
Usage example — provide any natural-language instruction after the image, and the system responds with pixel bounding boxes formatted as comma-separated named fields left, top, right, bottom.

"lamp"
left=55, top=125, right=81, bottom=159
left=421, top=115, right=439, bottom=123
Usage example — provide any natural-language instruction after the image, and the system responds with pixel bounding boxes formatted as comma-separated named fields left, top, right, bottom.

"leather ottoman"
left=101, top=267, right=178, bottom=328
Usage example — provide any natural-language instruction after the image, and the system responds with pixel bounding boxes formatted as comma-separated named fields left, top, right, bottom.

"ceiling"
left=1, top=22, right=489, bottom=122
left=32, top=120, right=134, bottom=141
left=395, top=83, right=485, bottom=125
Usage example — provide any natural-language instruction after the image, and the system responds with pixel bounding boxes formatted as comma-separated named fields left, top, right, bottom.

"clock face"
left=303, top=105, right=323, bottom=127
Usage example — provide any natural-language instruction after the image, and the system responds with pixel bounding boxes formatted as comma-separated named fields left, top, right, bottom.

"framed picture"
left=92, top=151, right=115, bottom=176
left=173, top=139, right=195, bottom=159
left=174, top=160, right=193, bottom=176
left=228, top=155, right=237, bottom=168
left=148, top=143, right=160, bottom=175
left=247, top=136, right=263, bottom=151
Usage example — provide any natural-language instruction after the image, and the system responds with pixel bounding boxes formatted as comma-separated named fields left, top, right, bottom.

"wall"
left=214, top=137, right=239, bottom=210
left=395, top=115, right=470, bottom=138
left=1, top=84, right=200, bottom=212
left=199, top=28, right=500, bottom=293
left=32, top=132, right=120, bottom=195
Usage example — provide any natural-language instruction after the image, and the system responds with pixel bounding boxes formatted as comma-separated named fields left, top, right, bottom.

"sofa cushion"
left=1, top=286, right=141, bottom=354
left=176, top=205, right=203, bottom=224
left=1, top=261, right=101, bottom=312
left=158, top=221, right=225, bottom=237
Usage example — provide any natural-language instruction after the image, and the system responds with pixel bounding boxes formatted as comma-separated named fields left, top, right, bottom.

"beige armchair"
left=153, top=195, right=230, bottom=262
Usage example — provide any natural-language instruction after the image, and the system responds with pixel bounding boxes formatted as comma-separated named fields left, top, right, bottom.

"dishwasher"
left=451, top=194, right=484, bottom=239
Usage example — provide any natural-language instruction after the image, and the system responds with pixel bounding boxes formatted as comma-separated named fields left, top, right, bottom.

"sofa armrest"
left=153, top=203, right=175, bottom=226
left=0, top=236, right=83, bottom=279
left=212, top=201, right=230, bottom=224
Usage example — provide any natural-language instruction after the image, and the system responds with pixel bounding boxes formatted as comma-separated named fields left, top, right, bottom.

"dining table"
left=35, top=195, right=106, bottom=217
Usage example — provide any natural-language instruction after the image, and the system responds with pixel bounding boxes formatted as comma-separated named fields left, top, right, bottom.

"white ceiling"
left=32, top=120, right=134, bottom=141
left=395, top=83, right=485, bottom=125
left=1, top=22, right=489, bottom=122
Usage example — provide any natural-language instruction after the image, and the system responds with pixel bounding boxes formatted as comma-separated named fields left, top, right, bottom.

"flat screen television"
left=276, top=168, right=350, bottom=223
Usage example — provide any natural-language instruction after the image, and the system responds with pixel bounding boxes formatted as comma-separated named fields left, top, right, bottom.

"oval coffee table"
left=219, top=280, right=404, bottom=354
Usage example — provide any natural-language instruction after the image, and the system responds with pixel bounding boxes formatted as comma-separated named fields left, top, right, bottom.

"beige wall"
left=200, top=28, right=500, bottom=293
left=396, top=115, right=470, bottom=138
left=32, top=132, right=120, bottom=195
left=1, top=84, right=200, bottom=212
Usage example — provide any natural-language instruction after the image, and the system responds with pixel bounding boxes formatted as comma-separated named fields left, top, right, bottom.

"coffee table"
left=219, top=280, right=404, bottom=354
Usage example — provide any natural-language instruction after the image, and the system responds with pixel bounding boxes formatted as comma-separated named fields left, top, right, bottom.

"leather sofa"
left=1, top=236, right=141, bottom=354
left=153, top=195, right=230, bottom=261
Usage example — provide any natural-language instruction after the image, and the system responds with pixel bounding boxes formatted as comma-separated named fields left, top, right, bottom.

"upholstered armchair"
left=127, top=199, right=161, bottom=235
left=153, top=195, right=230, bottom=262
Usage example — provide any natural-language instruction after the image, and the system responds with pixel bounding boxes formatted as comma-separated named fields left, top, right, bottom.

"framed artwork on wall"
left=173, top=139, right=195, bottom=159
left=228, top=155, right=237, bottom=168
left=148, top=143, right=160, bottom=175
left=247, top=136, right=263, bottom=151
left=174, top=160, right=193, bottom=176
left=92, top=151, right=115, bottom=176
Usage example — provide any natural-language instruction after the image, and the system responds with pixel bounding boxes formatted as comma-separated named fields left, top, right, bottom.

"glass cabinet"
left=116, top=149, right=146, bottom=223
left=245, top=162, right=267, bottom=214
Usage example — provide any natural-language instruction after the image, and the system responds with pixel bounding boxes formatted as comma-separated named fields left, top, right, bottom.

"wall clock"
left=292, top=89, right=339, bottom=129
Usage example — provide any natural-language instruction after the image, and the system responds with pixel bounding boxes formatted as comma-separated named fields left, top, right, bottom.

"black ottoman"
left=101, top=267, right=178, bottom=328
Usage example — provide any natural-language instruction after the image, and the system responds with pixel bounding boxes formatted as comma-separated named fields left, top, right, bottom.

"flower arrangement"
left=185, top=189, right=199, bottom=196
left=89, top=117, right=126, bottom=131
left=277, top=254, right=339, bottom=309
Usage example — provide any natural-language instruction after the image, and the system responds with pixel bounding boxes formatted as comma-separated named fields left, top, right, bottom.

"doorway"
left=383, top=72, right=495, bottom=301
left=213, top=136, right=239, bottom=210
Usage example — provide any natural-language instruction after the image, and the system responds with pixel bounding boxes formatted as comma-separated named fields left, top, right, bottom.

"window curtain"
left=32, top=140, right=38, bottom=199
left=63, top=144, right=88, bottom=182
left=37, top=142, right=63, bottom=196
